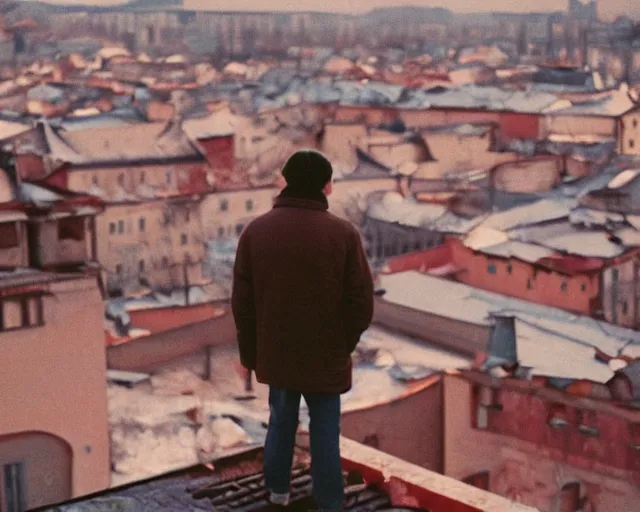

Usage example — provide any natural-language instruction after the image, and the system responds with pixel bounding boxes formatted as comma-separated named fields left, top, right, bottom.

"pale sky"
left=32, top=0, right=640, bottom=21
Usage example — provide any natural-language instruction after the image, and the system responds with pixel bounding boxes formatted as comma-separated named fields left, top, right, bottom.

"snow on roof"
left=26, top=84, right=64, bottom=103
left=165, top=54, right=187, bottom=64
left=323, top=56, right=355, bottom=74
left=477, top=198, right=575, bottom=232
left=546, top=87, right=638, bottom=117
left=0, top=119, right=30, bottom=140
left=409, top=84, right=568, bottom=114
left=223, top=62, right=248, bottom=76
left=607, top=168, right=640, bottom=189
left=97, top=46, right=130, bottom=60
left=478, top=240, right=556, bottom=263
left=537, top=231, right=626, bottom=259
left=59, top=121, right=201, bottom=163
left=377, top=271, right=640, bottom=382
left=184, top=109, right=237, bottom=139
left=40, top=121, right=87, bottom=164
left=19, top=182, right=63, bottom=204
left=366, top=192, right=483, bottom=234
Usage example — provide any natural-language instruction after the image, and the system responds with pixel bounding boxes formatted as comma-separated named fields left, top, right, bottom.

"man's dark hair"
left=282, top=149, right=333, bottom=192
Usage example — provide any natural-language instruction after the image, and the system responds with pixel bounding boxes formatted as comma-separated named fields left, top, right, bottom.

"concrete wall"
left=386, top=238, right=601, bottom=317
left=491, top=157, right=562, bottom=194
left=446, top=238, right=599, bottom=316
left=0, top=433, right=72, bottom=510
left=442, top=373, right=640, bottom=512
left=0, top=277, right=110, bottom=505
left=96, top=199, right=206, bottom=292
left=200, top=187, right=277, bottom=240
left=373, top=299, right=489, bottom=357
left=341, top=378, right=444, bottom=473
left=67, top=162, right=209, bottom=200
left=330, top=178, right=397, bottom=222
left=106, top=309, right=237, bottom=372
left=32, top=217, right=89, bottom=268
left=540, top=115, right=617, bottom=139
left=0, top=221, right=28, bottom=268
left=601, top=254, right=640, bottom=329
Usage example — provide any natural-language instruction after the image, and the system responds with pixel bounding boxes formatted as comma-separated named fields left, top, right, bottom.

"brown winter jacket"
left=231, top=189, right=374, bottom=394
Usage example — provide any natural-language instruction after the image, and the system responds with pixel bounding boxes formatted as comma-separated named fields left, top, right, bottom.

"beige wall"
left=373, top=300, right=490, bottom=357
left=0, top=433, right=71, bottom=509
left=341, top=379, right=443, bottom=473
left=601, top=255, right=640, bottom=329
left=96, top=200, right=206, bottom=291
left=68, top=163, right=207, bottom=201
left=417, top=132, right=515, bottom=179
left=540, top=115, right=617, bottom=139
left=320, top=124, right=368, bottom=167
left=442, top=373, right=640, bottom=512
left=200, top=187, right=278, bottom=239
left=330, top=178, right=397, bottom=222
left=0, top=277, right=110, bottom=505
left=620, top=111, right=640, bottom=156
left=0, top=221, right=28, bottom=268
left=31, top=217, right=91, bottom=268
left=492, top=158, right=562, bottom=194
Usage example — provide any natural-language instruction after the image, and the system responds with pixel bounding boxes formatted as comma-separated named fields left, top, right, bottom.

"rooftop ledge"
left=38, top=437, right=537, bottom=512
left=337, top=436, right=537, bottom=512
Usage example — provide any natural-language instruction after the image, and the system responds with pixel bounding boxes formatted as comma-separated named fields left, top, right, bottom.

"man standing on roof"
left=232, top=149, right=374, bottom=511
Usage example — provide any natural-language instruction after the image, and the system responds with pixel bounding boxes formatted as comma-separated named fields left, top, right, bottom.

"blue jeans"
left=264, top=386, right=345, bottom=510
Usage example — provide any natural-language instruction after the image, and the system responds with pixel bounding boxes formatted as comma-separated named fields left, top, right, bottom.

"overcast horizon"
left=22, top=0, right=640, bottom=20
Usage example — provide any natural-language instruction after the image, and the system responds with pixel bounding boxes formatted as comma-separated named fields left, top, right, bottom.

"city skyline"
left=26, top=0, right=640, bottom=20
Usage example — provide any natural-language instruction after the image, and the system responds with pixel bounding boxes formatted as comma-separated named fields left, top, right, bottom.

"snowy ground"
left=108, top=327, right=470, bottom=486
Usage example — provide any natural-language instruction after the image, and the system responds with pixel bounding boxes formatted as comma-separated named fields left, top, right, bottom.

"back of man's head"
left=282, top=149, right=333, bottom=193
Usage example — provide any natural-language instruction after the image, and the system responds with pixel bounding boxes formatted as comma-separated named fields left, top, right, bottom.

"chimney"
left=487, top=314, right=518, bottom=365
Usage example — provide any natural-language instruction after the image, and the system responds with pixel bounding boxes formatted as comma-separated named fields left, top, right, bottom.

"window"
left=118, top=220, right=125, bottom=234
left=0, top=223, right=19, bottom=249
left=463, top=471, right=490, bottom=491
left=527, top=278, right=533, bottom=289
left=631, top=139, right=636, bottom=149
left=139, top=217, right=146, bottom=232
left=362, top=434, right=379, bottom=449
left=557, top=482, right=580, bottom=512
left=217, top=226, right=225, bottom=238
left=581, top=282, right=587, bottom=292
left=109, top=222, right=116, bottom=235
left=165, top=168, right=173, bottom=185
left=474, top=385, right=501, bottom=430
left=92, top=175, right=99, bottom=186
left=246, top=199, right=254, bottom=212
left=560, top=281, right=568, bottom=292
left=115, top=264, right=122, bottom=276
left=162, top=256, right=169, bottom=268
left=140, top=170, right=146, bottom=184
left=3, top=462, right=26, bottom=512
left=139, top=260, right=145, bottom=272
left=181, top=233, right=188, bottom=246
left=117, top=173, right=125, bottom=186
left=487, top=263, right=497, bottom=274
left=506, top=263, right=512, bottom=274
left=623, top=300, right=629, bottom=315
left=57, top=217, right=85, bottom=242
left=634, top=118, right=639, bottom=129
left=220, top=199, right=229, bottom=212
left=0, top=295, right=44, bottom=331
left=236, top=224, right=244, bottom=236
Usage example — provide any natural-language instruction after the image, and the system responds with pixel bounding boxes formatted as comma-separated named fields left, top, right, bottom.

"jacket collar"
left=273, top=196, right=328, bottom=211
left=273, top=185, right=329, bottom=211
